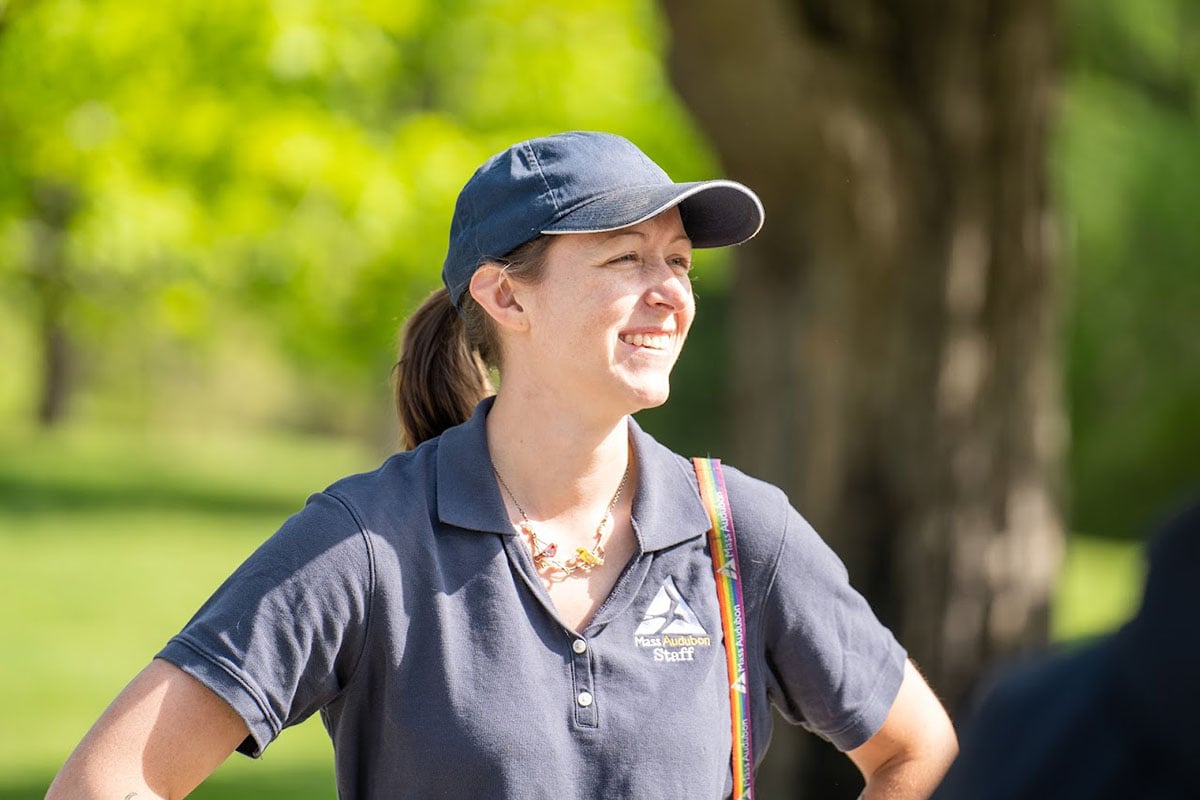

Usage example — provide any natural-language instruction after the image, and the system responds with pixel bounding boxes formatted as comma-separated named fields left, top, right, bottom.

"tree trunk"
left=30, top=181, right=80, bottom=428
left=660, top=0, right=1065, bottom=795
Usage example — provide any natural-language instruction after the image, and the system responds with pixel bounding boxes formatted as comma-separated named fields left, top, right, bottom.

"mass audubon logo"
left=634, top=577, right=712, bottom=662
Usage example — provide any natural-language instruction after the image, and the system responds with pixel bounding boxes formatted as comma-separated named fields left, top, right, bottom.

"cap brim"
left=540, top=180, right=764, bottom=248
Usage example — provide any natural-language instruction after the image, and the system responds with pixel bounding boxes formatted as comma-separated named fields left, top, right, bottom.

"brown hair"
left=395, top=236, right=553, bottom=448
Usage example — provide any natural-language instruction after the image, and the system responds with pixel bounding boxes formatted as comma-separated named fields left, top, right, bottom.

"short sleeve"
left=157, top=491, right=373, bottom=757
left=759, top=505, right=906, bottom=752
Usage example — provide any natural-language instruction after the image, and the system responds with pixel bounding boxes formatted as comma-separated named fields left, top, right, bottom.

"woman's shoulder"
left=702, top=460, right=795, bottom=578
left=709, top=459, right=790, bottom=523
left=321, top=438, right=440, bottom=522
left=681, top=455, right=840, bottom=583
left=249, top=444, right=442, bottom=587
left=645, top=442, right=790, bottom=556
left=631, top=422, right=792, bottom=543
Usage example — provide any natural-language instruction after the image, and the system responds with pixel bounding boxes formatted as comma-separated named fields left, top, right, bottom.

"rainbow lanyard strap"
left=692, top=457, right=755, bottom=800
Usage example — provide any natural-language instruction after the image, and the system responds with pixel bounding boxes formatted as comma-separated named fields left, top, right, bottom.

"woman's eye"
left=609, top=253, right=639, bottom=265
left=671, top=257, right=692, bottom=271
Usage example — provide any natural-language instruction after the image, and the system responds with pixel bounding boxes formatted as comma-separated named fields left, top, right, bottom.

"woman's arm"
left=847, top=660, right=959, bottom=800
left=47, top=659, right=249, bottom=800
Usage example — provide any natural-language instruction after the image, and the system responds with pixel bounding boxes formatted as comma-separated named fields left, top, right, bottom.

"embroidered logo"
left=634, top=577, right=712, bottom=662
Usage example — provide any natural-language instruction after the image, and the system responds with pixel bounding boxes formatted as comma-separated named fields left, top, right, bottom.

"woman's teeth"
left=621, top=333, right=670, bottom=350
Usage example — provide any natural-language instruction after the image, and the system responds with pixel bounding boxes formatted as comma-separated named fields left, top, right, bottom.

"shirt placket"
left=568, top=634, right=598, bottom=727
left=502, top=536, right=657, bottom=732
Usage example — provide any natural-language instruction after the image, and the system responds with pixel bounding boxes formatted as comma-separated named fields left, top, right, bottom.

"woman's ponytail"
left=395, top=236, right=551, bottom=448
left=395, top=287, right=493, bottom=449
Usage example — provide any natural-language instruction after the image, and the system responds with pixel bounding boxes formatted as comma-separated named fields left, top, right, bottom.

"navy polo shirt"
left=159, top=398, right=905, bottom=799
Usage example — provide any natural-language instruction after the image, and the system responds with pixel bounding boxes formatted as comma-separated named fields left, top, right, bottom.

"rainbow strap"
left=693, top=457, right=755, bottom=800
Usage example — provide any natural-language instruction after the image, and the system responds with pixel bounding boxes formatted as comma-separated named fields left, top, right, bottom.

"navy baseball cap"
left=442, top=131, right=765, bottom=308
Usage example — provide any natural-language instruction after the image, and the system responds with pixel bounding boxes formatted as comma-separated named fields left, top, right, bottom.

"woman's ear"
left=468, top=264, right=528, bottom=331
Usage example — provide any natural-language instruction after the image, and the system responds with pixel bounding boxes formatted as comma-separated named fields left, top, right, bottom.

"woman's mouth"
left=619, top=332, right=672, bottom=351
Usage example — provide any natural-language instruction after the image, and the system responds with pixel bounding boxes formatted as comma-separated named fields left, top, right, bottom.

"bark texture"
left=660, top=0, right=1065, bottom=795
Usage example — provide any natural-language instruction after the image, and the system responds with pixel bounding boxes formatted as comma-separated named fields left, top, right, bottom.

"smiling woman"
left=48, top=131, right=956, bottom=800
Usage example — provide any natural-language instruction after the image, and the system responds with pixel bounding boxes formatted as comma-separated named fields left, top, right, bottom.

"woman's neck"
left=485, top=389, right=632, bottom=521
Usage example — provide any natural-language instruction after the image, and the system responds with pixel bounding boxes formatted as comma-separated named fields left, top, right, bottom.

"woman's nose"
left=645, top=260, right=693, bottom=311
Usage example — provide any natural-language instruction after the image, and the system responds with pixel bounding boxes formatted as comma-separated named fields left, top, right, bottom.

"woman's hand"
left=847, top=660, right=959, bottom=800
left=46, top=659, right=248, bottom=800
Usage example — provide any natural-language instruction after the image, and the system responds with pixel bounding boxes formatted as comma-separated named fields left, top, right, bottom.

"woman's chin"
left=627, top=382, right=672, bottom=413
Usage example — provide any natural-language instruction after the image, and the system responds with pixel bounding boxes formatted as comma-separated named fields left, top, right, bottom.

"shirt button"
left=572, top=639, right=588, bottom=654
left=577, top=691, right=593, bottom=707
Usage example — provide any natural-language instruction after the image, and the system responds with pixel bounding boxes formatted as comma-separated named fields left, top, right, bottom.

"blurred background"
left=0, top=0, right=1196, bottom=797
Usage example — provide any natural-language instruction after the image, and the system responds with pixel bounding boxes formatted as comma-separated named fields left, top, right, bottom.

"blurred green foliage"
left=0, top=0, right=717, bottom=435
left=0, top=0, right=1195, bottom=530
left=1060, top=0, right=1200, bottom=538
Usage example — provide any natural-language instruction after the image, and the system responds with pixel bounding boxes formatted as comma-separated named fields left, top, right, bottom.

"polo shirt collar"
left=626, top=415, right=713, bottom=552
left=436, top=397, right=513, bottom=536
left=436, top=397, right=712, bottom=552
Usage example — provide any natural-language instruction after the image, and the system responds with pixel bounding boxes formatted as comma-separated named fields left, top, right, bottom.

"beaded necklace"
left=494, top=464, right=630, bottom=578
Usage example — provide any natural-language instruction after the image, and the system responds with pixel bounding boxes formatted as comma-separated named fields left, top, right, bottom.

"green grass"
left=0, top=423, right=1146, bottom=798
left=0, top=424, right=378, bottom=799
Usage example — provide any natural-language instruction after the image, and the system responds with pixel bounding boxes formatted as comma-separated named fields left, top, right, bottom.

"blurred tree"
left=662, top=0, right=1065, bottom=795
left=27, top=180, right=80, bottom=426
